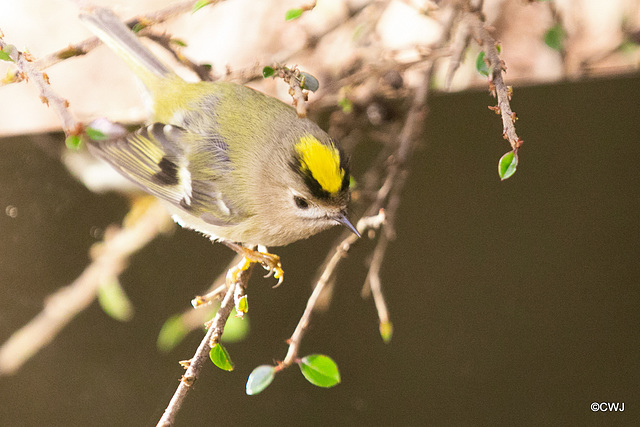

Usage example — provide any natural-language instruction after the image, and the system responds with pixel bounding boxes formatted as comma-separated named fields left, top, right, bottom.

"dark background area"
left=0, top=74, right=638, bottom=426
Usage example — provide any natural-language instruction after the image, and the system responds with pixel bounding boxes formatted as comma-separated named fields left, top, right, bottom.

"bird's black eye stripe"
left=294, top=196, right=309, bottom=209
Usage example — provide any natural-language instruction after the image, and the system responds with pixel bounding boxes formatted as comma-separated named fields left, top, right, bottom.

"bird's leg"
left=221, top=241, right=284, bottom=287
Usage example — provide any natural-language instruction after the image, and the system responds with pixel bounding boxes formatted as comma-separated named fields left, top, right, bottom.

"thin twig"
left=4, top=0, right=374, bottom=92
left=191, top=254, right=243, bottom=308
left=363, top=232, right=390, bottom=314
left=156, top=263, right=250, bottom=427
left=144, top=31, right=215, bottom=82
left=444, top=11, right=470, bottom=88
left=0, top=198, right=172, bottom=375
left=281, top=211, right=386, bottom=367
left=0, top=1, right=224, bottom=133
left=359, top=60, right=433, bottom=330
left=0, top=36, right=79, bottom=134
left=156, top=254, right=243, bottom=352
left=468, top=12, right=523, bottom=151
left=270, top=65, right=310, bottom=118
left=1, top=1, right=203, bottom=86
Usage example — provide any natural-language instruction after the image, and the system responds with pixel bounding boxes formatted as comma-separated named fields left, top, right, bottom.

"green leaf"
left=236, top=296, right=248, bottom=315
left=544, top=23, right=566, bottom=52
left=97, top=278, right=134, bottom=322
left=209, top=343, right=234, bottom=371
left=85, top=126, right=108, bottom=141
left=379, top=321, right=393, bottom=344
left=65, top=135, right=82, bottom=150
left=299, top=354, right=341, bottom=388
left=338, top=96, right=353, bottom=114
left=299, top=72, right=319, bottom=92
left=498, top=150, right=518, bottom=180
left=475, top=51, right=489, bottom=77
left=246, top=365, right=276, bottom=395
left=131, top=22, right=146, bottom=34
left=170, top=38, right=187, bottom=47
left=157, top=315, right=189, bottom=352
left=192, top=0, right=212, bottom=13
left=285, top=8, right=304, bottom=21
left=220, top=310, right=250, bottom=343
left=262, top=66, right=275, bottom=78
left=0, top=48, right=14, bottom=63
left=618, top=39, right=638, bottom=54
left=348, top=176, right=357, bottom=189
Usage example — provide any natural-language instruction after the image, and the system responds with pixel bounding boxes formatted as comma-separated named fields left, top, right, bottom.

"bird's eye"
left=293, top=196, right=309, bottom=209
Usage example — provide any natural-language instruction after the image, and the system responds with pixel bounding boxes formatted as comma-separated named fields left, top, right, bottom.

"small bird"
left=79, top=7, right=358, bottom=283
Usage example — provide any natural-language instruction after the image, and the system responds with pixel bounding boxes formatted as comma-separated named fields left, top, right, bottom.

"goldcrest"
left=80, top=8, right=358, bottom=256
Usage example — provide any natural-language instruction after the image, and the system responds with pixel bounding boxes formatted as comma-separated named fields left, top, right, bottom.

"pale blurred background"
left=1, top=1, right=639, bottom=426
left=1, top=0, right=638, bottom=135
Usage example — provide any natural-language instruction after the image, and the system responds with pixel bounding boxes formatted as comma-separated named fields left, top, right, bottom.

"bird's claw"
left=240, top=247, right=284, bottom=287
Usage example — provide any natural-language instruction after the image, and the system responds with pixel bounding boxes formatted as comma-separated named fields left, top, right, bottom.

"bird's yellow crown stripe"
left=295, top=135, right=344, bottom=194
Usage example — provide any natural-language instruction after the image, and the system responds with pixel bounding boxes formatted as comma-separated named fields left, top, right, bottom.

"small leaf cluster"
left=206, top=341, right=340, bottom=395
left=64, top=125, right=107, bottom=150
left=246, top=354, right=341, bottom=395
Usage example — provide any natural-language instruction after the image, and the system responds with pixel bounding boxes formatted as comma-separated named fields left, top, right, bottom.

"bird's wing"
left=86, top=121, right=243, bottom=226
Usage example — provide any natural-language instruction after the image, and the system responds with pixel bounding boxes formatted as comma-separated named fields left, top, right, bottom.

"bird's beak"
left=335, top=213, right=360, bottom=238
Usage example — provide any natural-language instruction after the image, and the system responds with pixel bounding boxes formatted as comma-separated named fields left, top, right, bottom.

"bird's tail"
left=79, top=7, right=177, bottom=89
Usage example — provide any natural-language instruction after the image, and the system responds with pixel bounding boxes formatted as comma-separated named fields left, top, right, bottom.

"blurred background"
left=0, top=0, right=639, bottom=425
